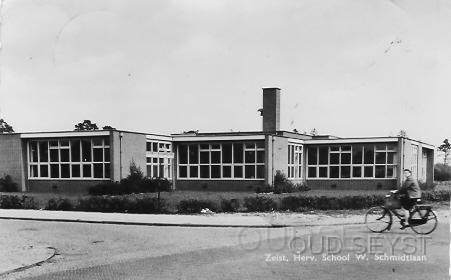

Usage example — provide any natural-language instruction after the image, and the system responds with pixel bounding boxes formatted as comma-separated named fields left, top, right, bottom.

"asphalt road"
left=3, top=219, right=448, bottom=280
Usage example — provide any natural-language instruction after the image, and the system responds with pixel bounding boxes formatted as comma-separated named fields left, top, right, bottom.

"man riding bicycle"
left=399, top=169, right=421, bottom=229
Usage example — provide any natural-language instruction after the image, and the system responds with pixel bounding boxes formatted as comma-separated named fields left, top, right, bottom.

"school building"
left=0, top=88, right=434, bottom=193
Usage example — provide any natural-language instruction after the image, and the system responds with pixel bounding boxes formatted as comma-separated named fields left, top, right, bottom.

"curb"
left=0, top=216, right=282, bottom=228
left=0, top=247, right=57, bottom=277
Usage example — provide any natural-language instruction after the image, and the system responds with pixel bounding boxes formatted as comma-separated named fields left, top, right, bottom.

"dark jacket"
left=400, top=176, right=421, bottom=198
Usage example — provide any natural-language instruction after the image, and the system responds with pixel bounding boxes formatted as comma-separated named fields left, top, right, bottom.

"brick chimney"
left=261, top=88, right=281, bottom=131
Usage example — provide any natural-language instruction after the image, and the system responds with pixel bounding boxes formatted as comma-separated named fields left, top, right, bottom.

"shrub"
left=280, top=194, right=385, bottom=211
left=89, top=178, right=172, bottom=196
left=21, top=196, right=39, bottom=209
left=434, top=164, right=451, bottom=181
left=0, top=175, right=19, bottom=192
left=244, top=196, right=276, bottom=212
left=45, top=198, right=74, bottom=211
left=77, top=196, right=165, bottom=214
left=422, top=190, right=451, bottom=202
left=220, top=198, right=240, bottom=212
left=178, top=199, right=218, bottom=214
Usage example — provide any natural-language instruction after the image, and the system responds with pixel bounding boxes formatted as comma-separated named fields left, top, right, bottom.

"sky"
left=0, top=0, right=450, bottom=153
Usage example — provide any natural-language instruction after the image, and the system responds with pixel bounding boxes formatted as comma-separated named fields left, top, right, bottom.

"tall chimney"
left=262, top=87, right=280, bottom=131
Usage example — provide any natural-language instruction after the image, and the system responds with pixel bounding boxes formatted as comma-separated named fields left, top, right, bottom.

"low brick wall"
left=27, top=180, right=109, bottom=194
left=305, top=179, right=397, bottom=190
left=175, top=180, right=266, bottom=192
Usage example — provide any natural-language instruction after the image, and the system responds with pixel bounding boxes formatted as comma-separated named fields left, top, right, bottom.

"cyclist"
left=399, top=168, right=421, bottom=229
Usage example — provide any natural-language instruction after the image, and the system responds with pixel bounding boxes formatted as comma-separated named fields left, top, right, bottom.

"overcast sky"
left=0, top=0, right=450, bottom=149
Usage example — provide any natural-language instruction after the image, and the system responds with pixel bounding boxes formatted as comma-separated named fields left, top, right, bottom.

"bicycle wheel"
left=365, top=206, right=392, bottom=233
left=410, top=209, right=438, bottom=235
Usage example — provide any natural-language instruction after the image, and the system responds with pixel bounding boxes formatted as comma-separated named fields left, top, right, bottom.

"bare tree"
left=438, top=139, right=451, bottom=165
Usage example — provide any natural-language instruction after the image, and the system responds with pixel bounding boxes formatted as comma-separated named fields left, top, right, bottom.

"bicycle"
left=365, top=190, right=438, bottom=235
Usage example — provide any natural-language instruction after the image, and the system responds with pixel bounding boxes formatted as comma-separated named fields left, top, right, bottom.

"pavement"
left=0, top=208, right=448, bottom=278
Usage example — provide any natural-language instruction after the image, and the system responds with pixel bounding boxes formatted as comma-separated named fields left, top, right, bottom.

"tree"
left=102, top=125, right=116, bottom=130
left=438, top=139, right=451, bottom=165
left=310, top=128, right=318, bottom=136
left=0, top=119, right=14, bottom=133
left=74, top=120, right=98, bottom=131
left=398, top=130, right=407, bottom=137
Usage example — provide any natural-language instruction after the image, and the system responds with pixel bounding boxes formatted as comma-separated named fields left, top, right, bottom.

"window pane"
left=222, top=144, right=232, bottom=163
left=308, top=167, right=316, bottom=178
left=222, top=166, right=232, bottom=178
left=211, top=151, right=221, bottom=164
left=30, top=165, right=38, bottom=177
left=83, top=164, right=92, bottom=177
left=200, top=165, right=209, bottom=178
left=341, top=153, right=351, bottom=164
left=318, top=147, right=328, bottom=165
left=211, top=144, right=220, bottom=150
left=179, top=166, right=187, bottom=178
left=50, top=164, right=59, bottom=178
left=30, top=142, right=38, bottom=162
left=49, top=141, right=58, bottom=147
left=234, top=166, right=243, bottom=178
left=153, top=143, right=158, bottom=152
left=364, top=166, right=373, bottom=177
left=159, top=164, right=164, bottom=177
left=93, top=148, right=103, bottom=162
left=50, top=149, right=59, bottom=162
left=104, top=148, right=110, bottom=162
left=298, top=166, right=302, bottom=178
left=200, top=144, right=209, bottom=150
left=330, top=153, right=339, bottom=165
left=211, top=165, right=220, bottom=178
left=245, top=143, right=255, bottom=149
left=153, top=158, right=158, bottom=163
left=40, top=165, right=49, bottom=177
left=352, top=146, right=362, bottom=164
left=245, top=151, right=255, bottom=163
left=375, top=144, right=386, bottom=151
left=375, top=152, right=386, bottom=164
left=71, top=165, right=80, bottom=177
left=105, top=164, right=110, bottom=178
left=257, top=151, right=265, bottom=163
left=179, top=145, right=188, bottom=164
left=353, top=166, right=362, bottom=178
left=233, top=144, right=243, bottom=163
left=387, top=153, right=395, bottom=164
left=189, top=166, right=198, bottom=178
left=147, top=165, right=152, bottom=177
left=82, top=140, right=92, bottom=162
left=146, top=142, right=152, bottom=152
left=61, top=149, right=69, bottom=162
left=330, top=166, right=339, bottom=178
left=341, top=166, right=351, bottom=178
left=200, top=151, right=210, bottom=164
left=341, top=146, right=351, bottom=151
left=93, top=138, right=103, bottom=146
left=39, top=142, right=48, bottom=162
left=375, top=166, right=385, bottom=178
left=256, top=142, right=265, bottom=149
left=245, top=165, right=255, bottom=179
left=364, top=146, right=374, bottom=164
left=330, top=146, right=339, bottom=151
left=256, top=165, right=265, bottom=178
left=189, top=145, right=199, bottom=164
left=308, top=147, right=317, bottom=165
left=94, top=164, right=103, bottom=178
left=153, top=166, right=158, bottom=177
left=104, top=138, right=110, bottom=146
left=60, top=140, right=69, bottom=147
left=387, top=166, right=395, bottom=177
left=61, top=164, right=70, bottom=178
left=71, top=140, right=80, bottom=162
left=319, top=167, right=328, bottom=178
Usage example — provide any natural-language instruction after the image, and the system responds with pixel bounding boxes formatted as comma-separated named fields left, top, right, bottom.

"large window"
left=307, top=143, right=397, bottom=179
left=288, top=143, right=303, bottom=179
left=146, top=140, right=173, bottom=179
left=178, top=142, right=265, bottom=179
left=29, top=138, right=110, bottom=179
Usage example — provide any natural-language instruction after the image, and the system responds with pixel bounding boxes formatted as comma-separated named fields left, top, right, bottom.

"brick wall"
left=306, top=179, right=397, bottom=190
left=0, top=134, right=25, bottom=191
left=176, top=180, right=265, bottom=191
